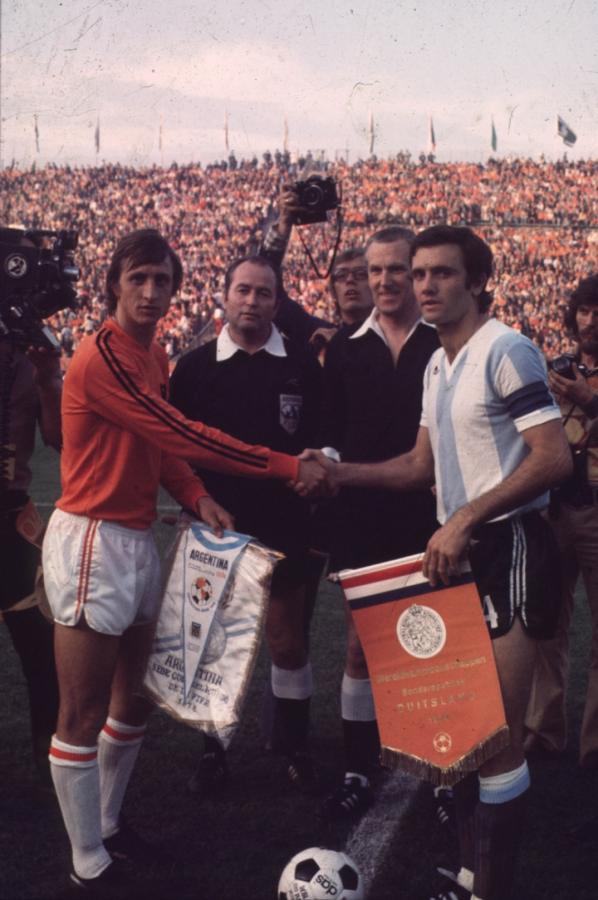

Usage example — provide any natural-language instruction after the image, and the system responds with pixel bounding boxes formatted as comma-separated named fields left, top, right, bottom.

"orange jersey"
left=57, top=319, right=298, bottom=529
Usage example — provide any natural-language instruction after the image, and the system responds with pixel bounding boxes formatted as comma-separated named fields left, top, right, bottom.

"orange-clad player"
left=42, top=229, right=326, bottom=895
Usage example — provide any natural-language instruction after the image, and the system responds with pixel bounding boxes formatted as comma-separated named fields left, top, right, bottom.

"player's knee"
left=345, top=635, right=368, bottom=678
left=270, top=641, right=307, bottom=670
left=57, top=700, right=110, bottom=746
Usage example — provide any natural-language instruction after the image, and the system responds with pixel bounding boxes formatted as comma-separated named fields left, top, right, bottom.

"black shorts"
left=468, top=511, right=562, bottom=640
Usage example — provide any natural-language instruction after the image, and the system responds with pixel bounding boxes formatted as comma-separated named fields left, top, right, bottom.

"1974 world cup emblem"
left=396, top=604, right=447, bottom=659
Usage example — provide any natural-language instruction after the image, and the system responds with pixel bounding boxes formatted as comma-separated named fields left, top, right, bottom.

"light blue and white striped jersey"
left=420, top=318, right=560, bottom=524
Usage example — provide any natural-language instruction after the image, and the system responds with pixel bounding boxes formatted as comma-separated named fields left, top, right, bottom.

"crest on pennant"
left=279, top=393, right=302, bottom=435
left=397, top=604, right=447, bottom=659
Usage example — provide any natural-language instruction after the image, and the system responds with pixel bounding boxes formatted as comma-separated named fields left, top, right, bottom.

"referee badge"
left=279, top=393, right=302, bottom=435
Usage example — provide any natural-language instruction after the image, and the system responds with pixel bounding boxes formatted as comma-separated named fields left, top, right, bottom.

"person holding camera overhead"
left=525, top=277, right=598, bottom=794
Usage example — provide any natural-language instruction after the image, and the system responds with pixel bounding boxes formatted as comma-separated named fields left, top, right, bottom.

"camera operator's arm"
left=259, top=184, right=300, bottom=269
left=260, top=184, right=334, bottom=344
left=29, top=347, right=62, bottom=451
left=549, top=366, right=598, bottom=418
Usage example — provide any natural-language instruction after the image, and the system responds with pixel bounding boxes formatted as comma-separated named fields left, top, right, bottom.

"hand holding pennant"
left=337, top=552, right=509, bottom=786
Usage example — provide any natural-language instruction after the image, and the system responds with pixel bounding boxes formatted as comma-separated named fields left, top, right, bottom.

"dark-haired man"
left=319, top=226, right=439, bottom=821
left=42, top=230, right=326, bottom=895
left=171, top=254, right=322, bottom=791
left=525, top=276, right=598, bottom=794
left=303, top=226, right=571, bottom=900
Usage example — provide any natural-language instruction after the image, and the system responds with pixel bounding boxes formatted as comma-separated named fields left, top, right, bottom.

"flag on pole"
left=94, top=117, right=100, bottom=154
left=224, top=110, right=229, bottom=152
left=283, top=117, right=289, bottom=153
left=557, top=115, right=577, bottom=147
left=34, top=114, right=40, bottom=153
left=429, top=117, right=436, bottom=153
left=491, top=118, right=497, bottom=153
left=368, top=111, right=375, bottom=156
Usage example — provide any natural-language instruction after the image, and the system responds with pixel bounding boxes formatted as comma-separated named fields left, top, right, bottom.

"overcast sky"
left=2, top=0, right=597, bottom=167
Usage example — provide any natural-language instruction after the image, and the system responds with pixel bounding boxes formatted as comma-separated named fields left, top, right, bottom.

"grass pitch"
left=1, top=438, right=597, bottom=898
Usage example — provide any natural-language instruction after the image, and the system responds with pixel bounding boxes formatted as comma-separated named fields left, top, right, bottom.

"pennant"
left=491, top=118, right=497, bottom=153
left=429, top=117, right=436, bottom=153
left=144, top=522, right=282, bottom=747
left=94, top=117, right=100, bottom=153
left=34, top=114, right=40, bottom=153
left=557, top=115, right=577, bottom=147
left=224, top=109, right=229, bottom=152
left=338, top=553, right=509, bottom=786
left=179, top=525, right=251, bottom=700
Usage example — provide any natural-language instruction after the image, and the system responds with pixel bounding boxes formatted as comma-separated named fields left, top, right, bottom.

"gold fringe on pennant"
left=379, top=725, right=511, bottom=787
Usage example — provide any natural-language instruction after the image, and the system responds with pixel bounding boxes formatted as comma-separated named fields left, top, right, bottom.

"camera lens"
left=303, top=184, right=323, bottom=207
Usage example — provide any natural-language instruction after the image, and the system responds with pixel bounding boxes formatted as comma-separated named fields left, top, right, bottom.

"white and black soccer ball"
left=277, top=846, right=364, bottom=900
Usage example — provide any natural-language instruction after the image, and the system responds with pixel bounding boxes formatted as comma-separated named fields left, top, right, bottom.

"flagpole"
left=368, top=111, right=375, bottom=157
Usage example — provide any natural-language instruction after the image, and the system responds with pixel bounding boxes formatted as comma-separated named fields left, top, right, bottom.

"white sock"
left=341, top=673, right=376, bottom=721
left=50, top=736, right=112, bottom=880
left=271, top=662, right=313, bottom=699
left=478, top=761, right=530, bottom=804
left=98, top=717, right=146, bottom=839
left=456, top=866, right=474, bottom=891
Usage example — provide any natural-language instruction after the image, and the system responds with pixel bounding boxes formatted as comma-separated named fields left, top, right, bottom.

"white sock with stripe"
left=49, top=736, right=112, bottom=880
left=98, top=717, right=147, bottom=839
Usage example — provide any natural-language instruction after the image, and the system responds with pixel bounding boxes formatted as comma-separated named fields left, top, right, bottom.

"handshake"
left=292, top=450, right=339, bottom=498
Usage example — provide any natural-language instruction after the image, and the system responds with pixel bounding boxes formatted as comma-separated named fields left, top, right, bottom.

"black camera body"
left=0, top=228, right=79, bottom=351
left=548, top=353, right=589, bottom=381
left=292, top=176, right=339, bottom=226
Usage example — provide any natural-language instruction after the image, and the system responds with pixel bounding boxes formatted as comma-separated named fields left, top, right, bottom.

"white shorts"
left=42, top=509, right=162, bottom=636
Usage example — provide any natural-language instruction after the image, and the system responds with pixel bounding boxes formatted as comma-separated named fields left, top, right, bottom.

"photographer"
left=0, top=228, right=63, bottom=791
left=260, top=182, right=335, bottom=345
left=525, top=276, right=598, bottom=791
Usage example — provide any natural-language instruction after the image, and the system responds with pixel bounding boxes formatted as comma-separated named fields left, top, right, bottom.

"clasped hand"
left=292, top=449, right=338, bottom=498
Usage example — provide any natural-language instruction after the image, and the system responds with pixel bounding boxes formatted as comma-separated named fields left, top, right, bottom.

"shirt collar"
left=216, top=323, right=287, bottom=361
left=350, top=309, right=429, bottom=346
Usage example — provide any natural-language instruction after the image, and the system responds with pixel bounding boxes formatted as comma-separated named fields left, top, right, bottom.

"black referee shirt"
left=169, top=332, right=322, bottom=556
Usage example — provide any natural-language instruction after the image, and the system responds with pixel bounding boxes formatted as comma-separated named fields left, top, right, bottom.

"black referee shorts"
left=468, top=511, right=562, bottom=640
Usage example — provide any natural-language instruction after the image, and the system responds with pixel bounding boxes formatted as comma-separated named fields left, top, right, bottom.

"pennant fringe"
left=380, top=724, right=511, bottom=787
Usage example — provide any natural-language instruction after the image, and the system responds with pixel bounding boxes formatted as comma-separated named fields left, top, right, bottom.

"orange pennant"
left=339, top=553, right=509, bottom=786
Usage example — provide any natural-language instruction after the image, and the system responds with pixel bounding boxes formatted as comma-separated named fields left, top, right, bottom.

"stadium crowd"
left=1, top=153, right=597, bottom=360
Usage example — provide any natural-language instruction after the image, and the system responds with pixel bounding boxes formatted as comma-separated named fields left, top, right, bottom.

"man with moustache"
left=525, top=276, right=598, bottom=816
left=318, top=225, right=439, bottom=821
left=305, top=225, right=571, bottom=899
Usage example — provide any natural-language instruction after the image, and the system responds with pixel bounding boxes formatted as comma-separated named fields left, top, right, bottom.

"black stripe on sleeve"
left=95, top=330, right=269, bottom=470
left=503, top=381, right=555, bottom=420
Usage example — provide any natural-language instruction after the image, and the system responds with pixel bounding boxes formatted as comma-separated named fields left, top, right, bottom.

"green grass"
left=1, top=437, right=597, bottom=898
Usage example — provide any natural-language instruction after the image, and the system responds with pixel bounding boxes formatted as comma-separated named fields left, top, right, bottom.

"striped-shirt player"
left=312, top=226, right=572, bottom=900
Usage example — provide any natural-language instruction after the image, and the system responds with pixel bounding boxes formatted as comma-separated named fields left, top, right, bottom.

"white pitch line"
left=345, top=771, right=422, bottom=896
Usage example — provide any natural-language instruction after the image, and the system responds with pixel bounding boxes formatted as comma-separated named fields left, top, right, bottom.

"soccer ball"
left=277, top=847, right=364, bottom=900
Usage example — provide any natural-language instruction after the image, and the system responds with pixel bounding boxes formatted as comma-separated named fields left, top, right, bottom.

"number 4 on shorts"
left=482, top=594, right=499, bottom=630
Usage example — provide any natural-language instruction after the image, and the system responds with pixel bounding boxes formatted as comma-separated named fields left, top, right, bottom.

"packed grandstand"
left=2, top=153, right=597, bottom=360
